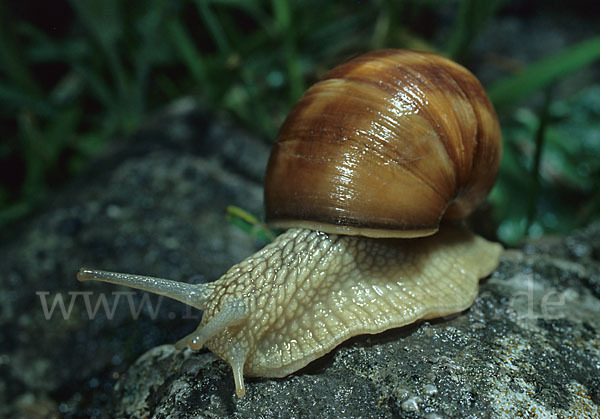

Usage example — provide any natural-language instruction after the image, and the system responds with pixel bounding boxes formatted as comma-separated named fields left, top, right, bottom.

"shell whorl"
left=265, top=49, right=502, bottom=238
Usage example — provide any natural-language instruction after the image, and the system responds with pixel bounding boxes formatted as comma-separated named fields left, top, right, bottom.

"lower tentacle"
left=175, top=298, right=249, bottom=350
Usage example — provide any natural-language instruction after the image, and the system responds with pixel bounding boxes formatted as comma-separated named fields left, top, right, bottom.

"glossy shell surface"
left=265, top=49, right=502, bottom=238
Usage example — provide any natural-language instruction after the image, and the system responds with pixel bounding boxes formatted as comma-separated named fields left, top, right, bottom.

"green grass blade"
left=167, top=19, right=211, bottom=95
left=0, top=4, right=41, bottom=94
left=226, top=206, right=276, bottom=242
left=195, top=0, right=230, bottom=54
left=68, top=0, right=130, bottom=114
left=526, top=86, right=553, bottom=232
left=271, top=0, right=304, bottom=102
left=446, top=0, right=504, bottom=60
left=0, top=83, right=55, bottom=116
left=488, top=36, right=600, bottom=109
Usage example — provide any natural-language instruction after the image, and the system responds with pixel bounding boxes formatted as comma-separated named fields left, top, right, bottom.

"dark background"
left=1, top=0, right=599, bottom=245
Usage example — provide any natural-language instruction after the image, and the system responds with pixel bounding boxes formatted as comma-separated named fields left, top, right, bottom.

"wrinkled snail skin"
left=77, top=49, right=503, bottom=397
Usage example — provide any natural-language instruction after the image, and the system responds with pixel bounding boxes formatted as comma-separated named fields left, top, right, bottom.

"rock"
left=0, top=98, right=269, bottom=417
left=110, top=222, right=600, bottom=417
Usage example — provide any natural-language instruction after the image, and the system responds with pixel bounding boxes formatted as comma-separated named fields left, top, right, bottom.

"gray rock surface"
left=111, top=224, right=600, bottom=418
left=0, top=98, right=269, bottom=417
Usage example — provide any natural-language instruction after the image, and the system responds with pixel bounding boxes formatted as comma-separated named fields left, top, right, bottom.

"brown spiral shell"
left=264, top=49, right=502, bottom=238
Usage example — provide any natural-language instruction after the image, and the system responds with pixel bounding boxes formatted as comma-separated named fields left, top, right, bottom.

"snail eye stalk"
left=77, top=268, right=213, bottom=310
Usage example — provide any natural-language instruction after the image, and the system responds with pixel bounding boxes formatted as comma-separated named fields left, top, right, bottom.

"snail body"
left=78, top=50, right=503, bottom=397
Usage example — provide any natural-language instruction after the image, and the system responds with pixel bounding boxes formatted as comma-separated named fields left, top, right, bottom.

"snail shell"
left=266, top=49, right=501, bottom=237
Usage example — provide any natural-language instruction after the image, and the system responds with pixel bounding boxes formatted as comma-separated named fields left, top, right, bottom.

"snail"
left=78, top=49, right=503, bottom=397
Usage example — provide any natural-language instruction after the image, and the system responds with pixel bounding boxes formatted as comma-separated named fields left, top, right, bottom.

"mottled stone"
left=0, top=98, right=268, bottom=417
left=111, top=222, right=600, bottom=418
